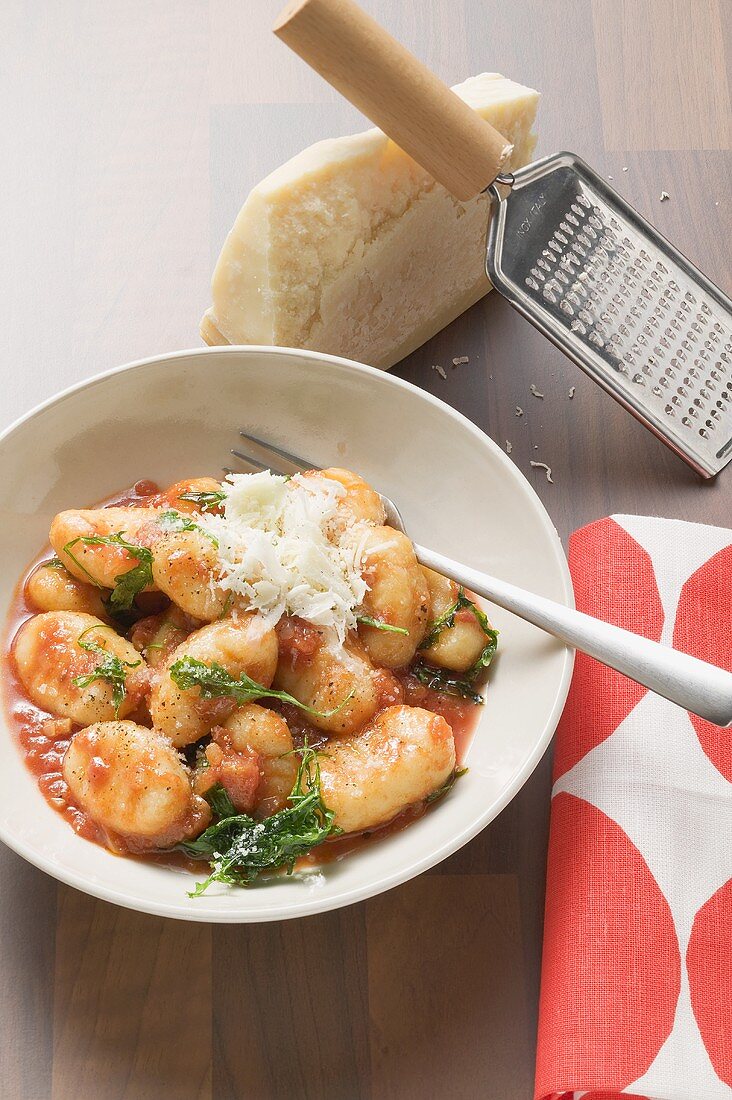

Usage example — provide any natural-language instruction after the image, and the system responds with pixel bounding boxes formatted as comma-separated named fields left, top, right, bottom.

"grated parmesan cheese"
left=201, top=471, right=369, bottom=642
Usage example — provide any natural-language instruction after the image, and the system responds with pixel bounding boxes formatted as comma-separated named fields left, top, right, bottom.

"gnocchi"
left=26, top=560, right=110, bottom=620
left=64, top=721, right=209, bottom=849
left=14, top=612, right=147, bottom=726
left=318, top=705, right=456, bottom=833
left=151, top=527, right=231, bottom=621
left=419, top=567, right=490, bottom=673
left=149, top=614, right=278, bottom=746
left=357, top=526, right=430, bottom=668
left=274, top=620, right=380, bottom=735
left=219, top=704, right=297, bottom=816
left=303, top=467, right=386, bottom=532
left=50, top=507, right=160, bottom=590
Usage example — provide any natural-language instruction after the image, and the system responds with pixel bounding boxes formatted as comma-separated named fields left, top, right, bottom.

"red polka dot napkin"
left=535, top=515, right=732, bottom=1100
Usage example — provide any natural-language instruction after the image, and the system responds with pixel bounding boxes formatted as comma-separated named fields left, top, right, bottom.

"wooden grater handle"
left=273, top=0, right=513, bottom=200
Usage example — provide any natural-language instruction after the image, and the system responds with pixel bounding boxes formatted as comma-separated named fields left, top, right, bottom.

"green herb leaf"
left=425, top=766, right=468, bottom=804
left=466, top=627, right=499, bottom=681
left=204, top=782, right=238, bottom=819
left=357, top=614, right=409, bottom=636
left=168, top=656, right=354, bottom=720
left=180, top=743, right=340, bottom=893
left=62, top=532, right=154, bottom=612
left=218, top=593, right=234, bottom=620
left=411, top=662, right=484, bottom=704
left=43, top=557, right=66, bottom=570
left=72, top=626, right=141, bottom=717
left=177, top=489, right=227, bottom=512
left=158, top=510, right=218, bottom=547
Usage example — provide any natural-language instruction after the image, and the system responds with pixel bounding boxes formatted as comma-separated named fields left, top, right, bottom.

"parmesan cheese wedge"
left=201, top=73, right=539, bottom=369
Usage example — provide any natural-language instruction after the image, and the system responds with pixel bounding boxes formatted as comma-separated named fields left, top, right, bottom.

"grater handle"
left=273, top=0, right=513, bottom=200
left=415, top=544, right=732, bottom=728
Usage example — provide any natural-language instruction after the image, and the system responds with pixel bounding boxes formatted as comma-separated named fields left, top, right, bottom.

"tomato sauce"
left=1, top=477, right=484, bottom=878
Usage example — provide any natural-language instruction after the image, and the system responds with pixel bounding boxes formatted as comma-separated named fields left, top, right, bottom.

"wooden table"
left=2, top=2, right=729, bottom=1097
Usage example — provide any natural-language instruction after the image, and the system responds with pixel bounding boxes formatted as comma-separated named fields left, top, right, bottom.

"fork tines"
left=229, top=430, right=321, bottom=476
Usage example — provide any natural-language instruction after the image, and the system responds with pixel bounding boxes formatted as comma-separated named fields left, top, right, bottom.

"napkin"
left=534, top=515, right=732, bottom=1100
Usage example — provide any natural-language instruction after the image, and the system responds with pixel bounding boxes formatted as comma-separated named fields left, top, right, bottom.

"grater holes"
left=519, top=183, right=732, bottom=466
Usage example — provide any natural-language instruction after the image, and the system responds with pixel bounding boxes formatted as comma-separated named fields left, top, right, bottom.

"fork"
left=230, top=431, right=732, bottom=727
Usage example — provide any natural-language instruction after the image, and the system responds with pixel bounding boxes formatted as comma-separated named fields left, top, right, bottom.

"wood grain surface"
left=1, top=2, right=730, bottom=1097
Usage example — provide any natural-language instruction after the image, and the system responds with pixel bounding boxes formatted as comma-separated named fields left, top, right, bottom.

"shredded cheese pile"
left=201, top=471, right=369, bottom=642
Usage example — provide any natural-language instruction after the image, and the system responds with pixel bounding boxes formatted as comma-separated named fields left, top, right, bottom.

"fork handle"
left=415, top=544, right=732, bottom=728
left=273, top=0, right=512, bottom=200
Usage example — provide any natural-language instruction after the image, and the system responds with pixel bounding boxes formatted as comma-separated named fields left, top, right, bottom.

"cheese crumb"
left=568, top=386, right=576, bottom=399
left=530, top=461, right=554, bottom=484
left=452, top=356, right=469, bottom=366
left=505, top=440, right=513, bottom=454
left=529, top=384, right=544, bottom=399
left=201, top=471, right=369, bottom=642
left=432, top=364, right=448, bottom=379
left=515, top=406, right=524, bottom=417
left=660, top=191, right=670, bottom=202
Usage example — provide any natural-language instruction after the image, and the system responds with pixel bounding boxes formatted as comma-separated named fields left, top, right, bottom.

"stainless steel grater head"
left=486, top=153, right=732, bottom=478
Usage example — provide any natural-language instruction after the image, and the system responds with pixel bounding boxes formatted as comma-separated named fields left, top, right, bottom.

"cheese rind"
left=202, top=74, right=539, bottom=369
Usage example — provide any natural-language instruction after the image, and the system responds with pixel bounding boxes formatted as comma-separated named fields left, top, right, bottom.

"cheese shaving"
left=200, top=471, right=369, bottom=642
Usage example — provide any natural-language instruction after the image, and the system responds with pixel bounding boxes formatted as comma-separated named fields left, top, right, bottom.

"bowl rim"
left=0, top=344, right=574, bottom=921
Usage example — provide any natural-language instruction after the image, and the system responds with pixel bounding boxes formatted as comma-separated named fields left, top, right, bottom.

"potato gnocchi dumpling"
left=50, top=507, right=160, bottom=590
left=275, top=621, right=380, bottom=735
left=151, top=528, right=231, bottom=621
left=13, top=611, right=147, bottom=726
left=26, top=560, right=110, bottom=620
left=358, top=526, right=430, bottom=668
left=150, top=614, right=278, bottom=746
left=5, top=468, right=494, bottom=891
left=302, top=467, right=386, bottom=533
left=219, top=704, right=298, bottom=816
left=419, top=567, right=490, bottom=673
left=318, top=705, right=456, bottom=834
left=63, top=721, right=209, bottom=849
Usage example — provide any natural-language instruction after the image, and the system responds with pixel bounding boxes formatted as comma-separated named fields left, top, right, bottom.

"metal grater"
left=486, top=153, right=732, bottom=478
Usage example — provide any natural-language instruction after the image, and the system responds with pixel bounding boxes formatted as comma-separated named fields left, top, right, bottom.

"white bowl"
left=0, top=347, right=573, bottom=922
